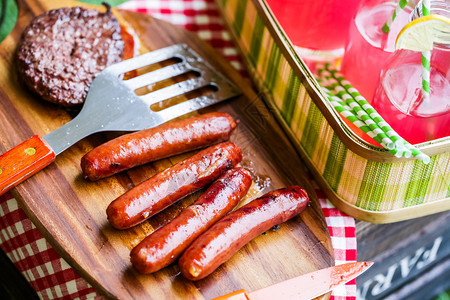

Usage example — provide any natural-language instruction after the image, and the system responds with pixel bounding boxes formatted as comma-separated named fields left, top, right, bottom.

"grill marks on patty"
left=16, top=6, right=124, bottom=107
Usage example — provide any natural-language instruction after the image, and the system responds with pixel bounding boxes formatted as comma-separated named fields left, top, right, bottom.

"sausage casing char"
left=178, top=186, right=309, bottom=281
left=106, top=142, right=242, bottom=230
left=81, top=112, right=237, bottom=181
left=130, top=168, right=252, bottom=274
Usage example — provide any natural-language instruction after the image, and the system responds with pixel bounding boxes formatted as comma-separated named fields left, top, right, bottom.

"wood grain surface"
left=0, top=0, right=334, bottom=298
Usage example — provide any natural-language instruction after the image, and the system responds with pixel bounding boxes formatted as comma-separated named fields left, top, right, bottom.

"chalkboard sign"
left=356, top=211, right=450, bottom=299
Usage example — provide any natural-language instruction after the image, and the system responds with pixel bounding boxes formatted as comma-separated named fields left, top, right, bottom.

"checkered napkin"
left=0, top=0, right=357, bottom=299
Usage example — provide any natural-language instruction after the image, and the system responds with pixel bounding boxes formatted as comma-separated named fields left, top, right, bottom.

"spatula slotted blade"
left=44, top=43, right=241, bottom=155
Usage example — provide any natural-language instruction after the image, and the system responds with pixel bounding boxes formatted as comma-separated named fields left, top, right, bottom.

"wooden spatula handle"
left=0, top=135, right=55, bottom=195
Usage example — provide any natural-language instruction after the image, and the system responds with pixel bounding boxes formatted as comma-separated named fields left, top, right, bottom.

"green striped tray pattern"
left=216, top=0, right=450, bottom=211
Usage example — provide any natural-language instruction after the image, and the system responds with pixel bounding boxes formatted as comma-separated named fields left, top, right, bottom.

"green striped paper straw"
left=421, top=0, right=431, bottom=103
left=317, top=69, right=396, bottom=150
left=315, top=63, right=430, bottom=163
left=321, top=75, right=424, bottom=159
left=316, top=79, right=351, bottom=108
left=320, top=85, right=374, bottom=132
left=421, top=50, right=431, bottom=101
left=323, top=64, right=405, bottom=147
left=403, top=142, right=431, bottom=163
left=324, top=91, right=389, bottom=147
left=318, top=82, right=409, bottom=158
left=318, top=76, right=400, bottom=150
left=382, top=0, right=409, bottom=33
left=422, top=0, right=431, bottom=16
left=331, top=67, right=416, bottom=151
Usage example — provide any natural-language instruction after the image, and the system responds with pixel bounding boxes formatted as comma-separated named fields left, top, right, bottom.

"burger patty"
left=16, top=6, right=124, bottom=107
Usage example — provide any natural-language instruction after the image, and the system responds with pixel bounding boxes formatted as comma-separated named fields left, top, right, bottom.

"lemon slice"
left=395, top=14, right=450, bottom=51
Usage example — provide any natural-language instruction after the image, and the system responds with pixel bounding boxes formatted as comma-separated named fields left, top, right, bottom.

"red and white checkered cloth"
left=0, top=0, right=357, bottom=299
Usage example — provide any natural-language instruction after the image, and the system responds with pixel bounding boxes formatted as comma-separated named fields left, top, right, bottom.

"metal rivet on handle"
left=25, top=148, right=36, bottom=155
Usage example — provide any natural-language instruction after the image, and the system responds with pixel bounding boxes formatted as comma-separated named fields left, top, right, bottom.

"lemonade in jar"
left=372, top=0, right=450, bottom=144
left=340, top=0, right=413, bottom=101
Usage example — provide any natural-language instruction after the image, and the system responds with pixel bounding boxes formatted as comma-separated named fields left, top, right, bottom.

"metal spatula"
left=0, top=44, right=240, bottom=195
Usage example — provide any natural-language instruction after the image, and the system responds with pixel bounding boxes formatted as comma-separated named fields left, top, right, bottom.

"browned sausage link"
left=130, top=168, right=252, bottom=274
left=106, top=142, right=242, bottom=230
left=178, top=186, right=309, bottom=281
left=81, top=112, right=237, bottom=181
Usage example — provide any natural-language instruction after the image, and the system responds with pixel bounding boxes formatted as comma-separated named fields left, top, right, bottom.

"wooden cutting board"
left=0, top=0, right=334, bottom=298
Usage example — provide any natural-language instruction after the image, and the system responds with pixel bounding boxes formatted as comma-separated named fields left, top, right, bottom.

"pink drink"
left=266, top=0, right=360, bottom=58
left=340, top=1, right=411, bottom=101
left=372, top=49, right=450, bottom=144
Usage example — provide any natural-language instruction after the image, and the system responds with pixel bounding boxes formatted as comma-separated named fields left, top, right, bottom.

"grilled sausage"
left=130, top=168, right=252, bottom=274
left=81, top=112, right=237, bottom=181
left=178, top=186, right=309, bottom=281
left=107, top=142, right=242, bottom=230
